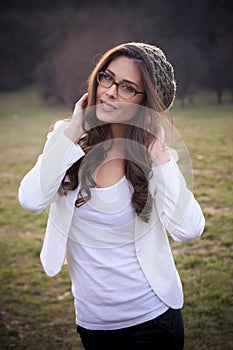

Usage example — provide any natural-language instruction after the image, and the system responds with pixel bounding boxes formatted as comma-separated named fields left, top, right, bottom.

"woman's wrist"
left=64, top=122, right=84, bottom=143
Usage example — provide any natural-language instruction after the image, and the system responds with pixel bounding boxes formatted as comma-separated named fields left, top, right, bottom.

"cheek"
left=96, top=85, right=104, bottom=102
left=123, top=95, right=145, bottom=119
left=120, top=103, right=141, bottom=122
left=136, top=93, right=146, bottom=106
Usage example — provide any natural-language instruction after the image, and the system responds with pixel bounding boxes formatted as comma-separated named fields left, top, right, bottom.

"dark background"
left=0, top=0, right=232, bottom=106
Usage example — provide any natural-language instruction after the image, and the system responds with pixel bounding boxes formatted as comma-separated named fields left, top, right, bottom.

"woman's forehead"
left=106, top=56, right=143, bottom=86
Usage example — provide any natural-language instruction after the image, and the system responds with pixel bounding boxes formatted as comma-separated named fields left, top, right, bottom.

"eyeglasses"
left=96, top=71, right=145, bottom=100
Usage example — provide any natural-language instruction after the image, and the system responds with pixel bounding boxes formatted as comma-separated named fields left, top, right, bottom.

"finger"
left=73, top=93, right=88, bottom=116
left=80, top=93, right=88, bottom=108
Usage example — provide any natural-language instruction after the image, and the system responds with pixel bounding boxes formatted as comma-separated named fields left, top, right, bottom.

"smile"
left=100, top=100, right=118, bottom=112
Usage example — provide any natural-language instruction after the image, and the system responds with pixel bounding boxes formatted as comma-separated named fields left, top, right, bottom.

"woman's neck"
left=109, top=123, right=126, bottom=139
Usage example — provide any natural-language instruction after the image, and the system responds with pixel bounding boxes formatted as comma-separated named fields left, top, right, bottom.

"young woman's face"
left=95, top=56, right=145, bottom=125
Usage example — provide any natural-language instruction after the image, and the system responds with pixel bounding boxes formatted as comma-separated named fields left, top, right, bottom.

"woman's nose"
left=105, top=83, right=118, bottom=98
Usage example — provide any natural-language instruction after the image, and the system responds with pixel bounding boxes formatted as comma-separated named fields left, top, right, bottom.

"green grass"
left=0, top=87, right=232, bottom=349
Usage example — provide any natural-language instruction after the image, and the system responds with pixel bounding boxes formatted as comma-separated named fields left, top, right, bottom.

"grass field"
left=0, top=87, right=232, bottom=349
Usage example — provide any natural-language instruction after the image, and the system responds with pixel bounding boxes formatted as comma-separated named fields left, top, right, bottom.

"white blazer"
left=18, top=121, right=205, bottom=309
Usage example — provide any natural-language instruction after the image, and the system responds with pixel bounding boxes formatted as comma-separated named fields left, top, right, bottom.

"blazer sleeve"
left=18, top=121, right=85, bottom=214
left=150, top=152, right=205, bottom=242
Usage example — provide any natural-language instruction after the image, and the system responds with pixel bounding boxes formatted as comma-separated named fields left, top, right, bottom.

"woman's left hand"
left=149, top=126, right=170, bottom=165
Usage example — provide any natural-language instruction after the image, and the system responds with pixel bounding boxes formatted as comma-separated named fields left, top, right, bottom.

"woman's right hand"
left=64, top=93, right=89, bottom=142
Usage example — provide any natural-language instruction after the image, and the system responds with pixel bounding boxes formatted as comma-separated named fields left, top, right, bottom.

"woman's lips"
left=100, top=100, right=118, bottom=112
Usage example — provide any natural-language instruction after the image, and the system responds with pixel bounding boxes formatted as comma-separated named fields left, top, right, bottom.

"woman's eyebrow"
left=105, top=68, right=139, bottom=88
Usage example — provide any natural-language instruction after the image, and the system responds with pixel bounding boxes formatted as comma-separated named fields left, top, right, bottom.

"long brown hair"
left=62, top=44, right=172, bottom=222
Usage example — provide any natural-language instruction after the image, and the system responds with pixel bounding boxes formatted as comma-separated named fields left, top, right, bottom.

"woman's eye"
left=104, top=73, right=113, bottom=81
left=122, top=84, right=136, bottom=93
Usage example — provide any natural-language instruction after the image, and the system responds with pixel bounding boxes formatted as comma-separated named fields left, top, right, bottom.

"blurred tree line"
left=0, top=0, right=232, bottom=106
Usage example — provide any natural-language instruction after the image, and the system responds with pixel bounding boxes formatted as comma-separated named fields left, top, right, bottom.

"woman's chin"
left=96, top=106, right=119, bottom=124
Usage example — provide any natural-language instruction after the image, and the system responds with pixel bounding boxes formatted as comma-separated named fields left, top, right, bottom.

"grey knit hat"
left=123, top=42, right=176, bottom=110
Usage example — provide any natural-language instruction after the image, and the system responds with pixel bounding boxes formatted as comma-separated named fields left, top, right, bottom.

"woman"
left=18, top=42, right=205, bottom=350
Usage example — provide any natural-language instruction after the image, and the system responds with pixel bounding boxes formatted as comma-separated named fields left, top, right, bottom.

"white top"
left=67, top=177, right=168, bottom=330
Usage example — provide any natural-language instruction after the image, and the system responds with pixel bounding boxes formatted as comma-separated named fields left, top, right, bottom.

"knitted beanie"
left=123, top=42, right=176, bottom=110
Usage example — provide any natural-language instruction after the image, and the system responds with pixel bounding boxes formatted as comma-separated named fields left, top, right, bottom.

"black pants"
left=77, top=308, right=184, bottom=350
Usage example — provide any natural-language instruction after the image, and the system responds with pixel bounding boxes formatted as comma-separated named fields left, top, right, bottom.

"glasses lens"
left=97, top=72, right=112, bottom=88
left=118, top=84, right=135, bottom=99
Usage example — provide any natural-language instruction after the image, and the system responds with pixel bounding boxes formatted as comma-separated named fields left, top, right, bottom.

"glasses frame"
left=96, top=71, right=145, bottom=100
